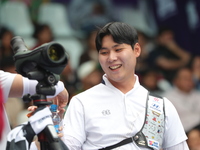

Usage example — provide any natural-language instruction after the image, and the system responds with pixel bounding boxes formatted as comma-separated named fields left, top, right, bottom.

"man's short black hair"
left=95, top=22, right=138, bottom=52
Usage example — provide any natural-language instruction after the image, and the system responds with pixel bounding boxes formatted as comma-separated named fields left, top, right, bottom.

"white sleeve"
left=162, top=97, right=188, bottom=148
left=62, top=97, right=85, bottom=149
left=62, top=136, right=82, bottom=150
left=164, top=141, right=189, bottom=150
left=0, top=70, right=17, bottom=102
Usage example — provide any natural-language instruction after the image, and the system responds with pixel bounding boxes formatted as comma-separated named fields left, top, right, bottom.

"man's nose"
left=108, top=51, right=117, bottom=62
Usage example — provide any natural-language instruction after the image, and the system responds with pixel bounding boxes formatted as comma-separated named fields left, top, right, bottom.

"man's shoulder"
left=74, top=83, right=107, bottom=97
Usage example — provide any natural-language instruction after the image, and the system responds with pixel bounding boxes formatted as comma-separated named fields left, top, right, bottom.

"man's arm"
left=9, top=73, right=69, bottom=108
left=8, top=74, right=24, bottom=97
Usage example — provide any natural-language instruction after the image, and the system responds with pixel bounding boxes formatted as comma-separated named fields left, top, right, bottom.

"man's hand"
left=54, top=88, right=69, bottom=110
left=48, top=81, right=69, bottom=112
left=47, top=87, right=69, bottom=118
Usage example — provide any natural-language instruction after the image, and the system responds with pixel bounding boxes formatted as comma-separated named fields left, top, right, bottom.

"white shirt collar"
left=102, top=74, right=141, bottom=93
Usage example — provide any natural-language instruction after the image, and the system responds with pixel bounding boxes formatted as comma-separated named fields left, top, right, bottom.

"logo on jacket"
left=102, top=109, right=111, bottom=115
left=148, top=139, right=159, bottom=149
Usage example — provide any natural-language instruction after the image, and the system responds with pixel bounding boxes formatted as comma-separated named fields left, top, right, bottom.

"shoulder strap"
left=138, top=92, right=165, bottom=149
left=99, top=92, right=165, bottom=150
left=99, top=137, right=133, bottom=150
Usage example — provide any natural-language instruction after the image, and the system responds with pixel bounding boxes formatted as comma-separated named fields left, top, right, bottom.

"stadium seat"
left=0, top=1, right=34, bottom=37
left=37, top=2, right=75, bottom=38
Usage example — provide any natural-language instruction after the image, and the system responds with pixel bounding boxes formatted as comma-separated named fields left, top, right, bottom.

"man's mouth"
left=109, top=64, right=122, bottom=70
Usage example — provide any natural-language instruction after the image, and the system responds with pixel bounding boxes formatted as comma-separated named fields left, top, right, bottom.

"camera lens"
left=48, top=46, right=60, bottom=61
left=46, top=43, right=66, bottom=64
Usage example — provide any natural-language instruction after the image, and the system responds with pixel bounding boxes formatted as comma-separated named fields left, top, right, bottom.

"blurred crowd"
left=1, top=0, right=200, bottom=149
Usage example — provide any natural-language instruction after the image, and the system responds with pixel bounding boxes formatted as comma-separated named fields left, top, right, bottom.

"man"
left=163, top=67, right=200, bottom=133
left=62, top=22, right=189, bottom=149
left=146, top=27, right=191, bottom=83
left=0, top=70, right=68, bottom=149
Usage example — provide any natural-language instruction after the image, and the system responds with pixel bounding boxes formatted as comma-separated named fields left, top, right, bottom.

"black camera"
left=11, top=36, right=68, bottom=76
left=11, top=36, right=69, bottom=96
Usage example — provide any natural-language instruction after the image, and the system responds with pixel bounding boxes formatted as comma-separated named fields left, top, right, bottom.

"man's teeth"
left=110, top=65, right=121, bottom=69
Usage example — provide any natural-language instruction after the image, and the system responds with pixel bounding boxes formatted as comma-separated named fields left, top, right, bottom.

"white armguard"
left=22, top=77, right=38, bottom=96
left=52, top=80, right=65, bottom=97
left=22, top=77, right=64, bottom=98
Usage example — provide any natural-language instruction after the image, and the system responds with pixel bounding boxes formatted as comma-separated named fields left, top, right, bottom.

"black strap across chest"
left=99, top=93, right=164, bottom=150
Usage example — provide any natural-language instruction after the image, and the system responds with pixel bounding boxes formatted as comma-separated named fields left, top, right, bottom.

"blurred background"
left=1, top=0, right=200, bottom=149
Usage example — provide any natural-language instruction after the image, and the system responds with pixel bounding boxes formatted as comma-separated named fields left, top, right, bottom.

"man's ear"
left=133, top=43, right=141, bottom=57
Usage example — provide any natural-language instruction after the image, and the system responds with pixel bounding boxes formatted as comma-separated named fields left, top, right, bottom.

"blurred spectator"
left=68, top=0, right=118, bottom=35
left=1, top=53, right=16, bottom=74
left=60, top=61, right=79, bottom=100
left=163, top=67, right=200, bottom=133
left=136, top=30, right=155, bottom=75
left=79, top=30, right=98, bottom=65
left=149, top=0, right=192, bottom=54
left=0, top=27, right=14, bottom=70
left=147, top=27, right=191, bottom=83
left=139, top=69, right=165, bottom=96
left=31, top=23, right=54, bottom=49
left=187, top=128, right=200, bottom=150
left=190, top=0, right=200, bottom=55
left=1, top=60, right=16, bottom=74
left=76, top=60, right=103, bottom=94
left=191, top=55, right=200, bottom=91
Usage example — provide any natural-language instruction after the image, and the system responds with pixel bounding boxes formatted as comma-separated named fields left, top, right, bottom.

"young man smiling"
left=62, top=22, right=189, bottom=150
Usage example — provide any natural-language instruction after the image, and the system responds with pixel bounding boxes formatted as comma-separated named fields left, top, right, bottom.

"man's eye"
left=100, top=51, right=108, bottom=55
left=116, top=49, right=122, bottom=52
